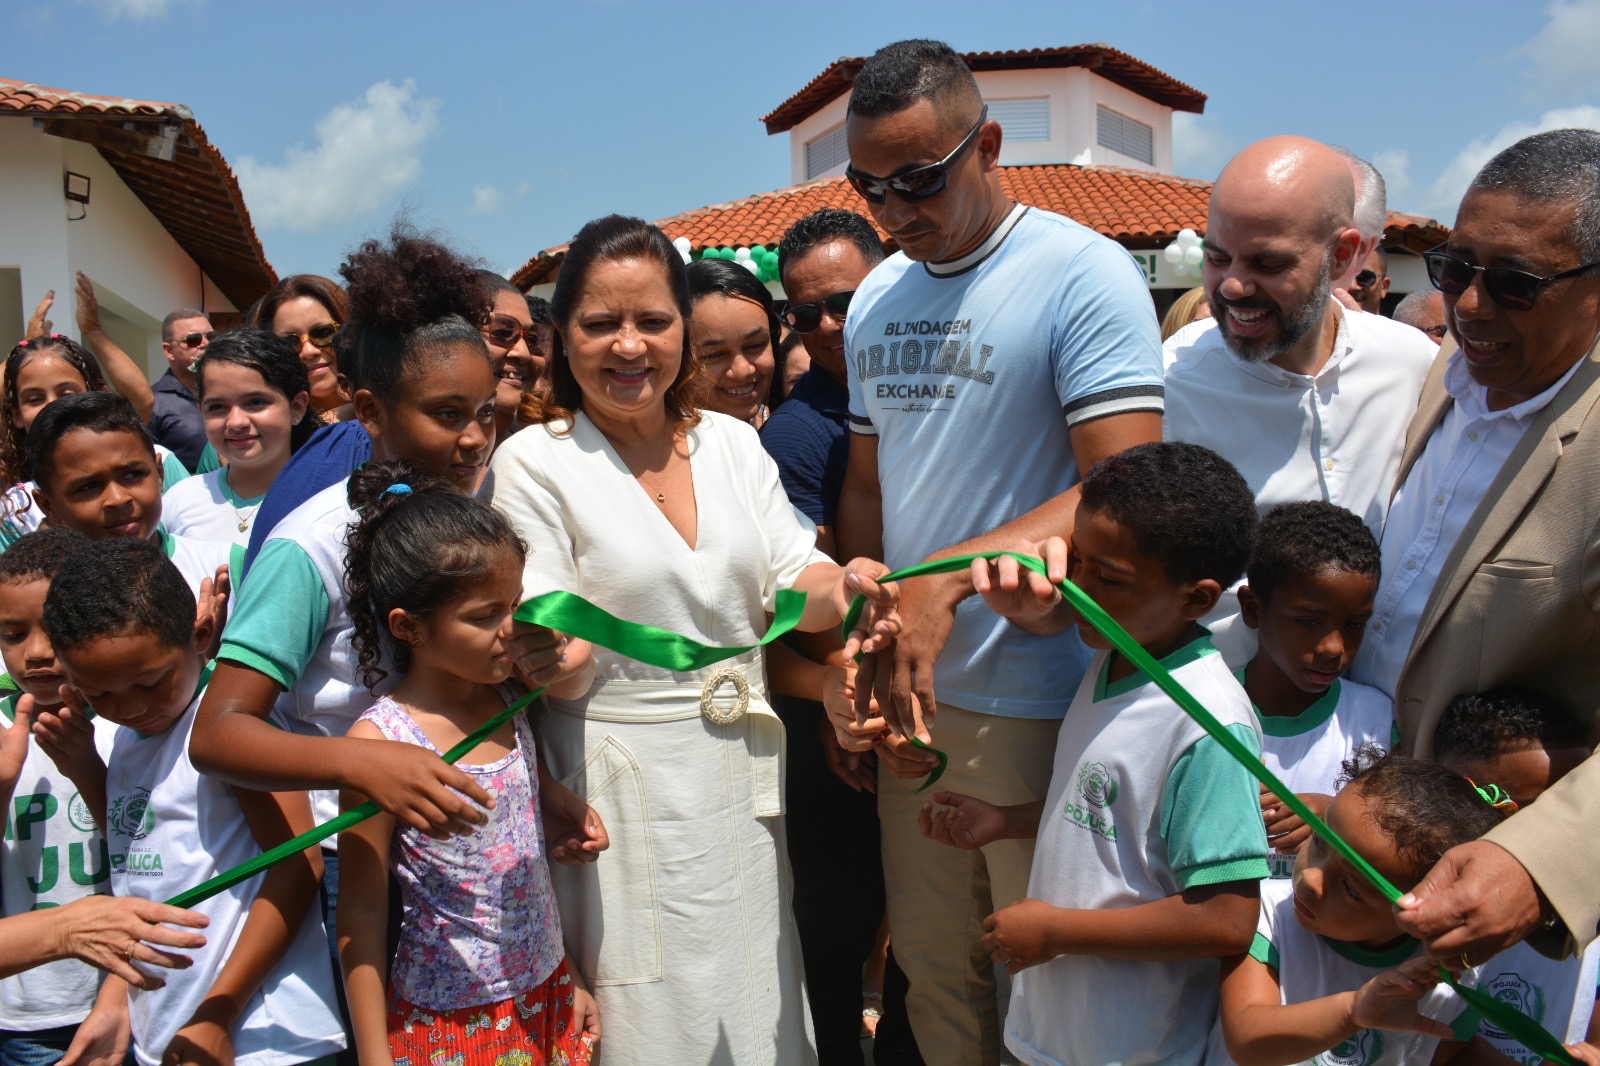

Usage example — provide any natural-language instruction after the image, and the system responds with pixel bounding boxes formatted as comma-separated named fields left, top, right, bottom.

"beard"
left=1214, top=269, right=1332, bottom=364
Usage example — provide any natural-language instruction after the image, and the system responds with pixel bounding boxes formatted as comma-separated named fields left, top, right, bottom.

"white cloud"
left=470, top=181, right=530, bottom=217
left=87, top=0, right=199, bottom=18
left=1513, top=0, right=1600, bottom=95
left=1411, top=106, right=1600, bottom=223
left=1170, top=112, right=1234, bottom=182
left=236, top=80, right=441, bottom=234
left=1369, top=149, right=1412, bottom=202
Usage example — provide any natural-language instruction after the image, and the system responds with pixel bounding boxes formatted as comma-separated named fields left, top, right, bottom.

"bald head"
left=1212, top=136, right=1357, bottom=243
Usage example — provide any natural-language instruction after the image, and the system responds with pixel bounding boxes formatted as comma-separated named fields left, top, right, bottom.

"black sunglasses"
left=780, top=290, right=854, bottom=333
left=1423, top=243, right=1600, bottom=312
left=845, top=106, right=988, bottom=204
left=176, top=330, right=217, bottom=348
left=1352, top=269, right=1381, bottom=289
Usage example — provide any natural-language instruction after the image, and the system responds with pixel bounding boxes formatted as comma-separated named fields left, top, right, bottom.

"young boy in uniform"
left=42, top=537, right=343, bottom=1066
left=1236, top=501, right=1395, bottom=878
left=927, top=441, right=1269, bottom=1066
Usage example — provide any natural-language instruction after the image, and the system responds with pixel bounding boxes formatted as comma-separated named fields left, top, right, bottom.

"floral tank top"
left=360, top=690, right=564, bottom=1010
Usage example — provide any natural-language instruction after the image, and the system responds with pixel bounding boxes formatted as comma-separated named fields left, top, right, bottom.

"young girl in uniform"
left=337, top=460, right=598, bottom=1066
left=161, top=329, right=314, bottom=547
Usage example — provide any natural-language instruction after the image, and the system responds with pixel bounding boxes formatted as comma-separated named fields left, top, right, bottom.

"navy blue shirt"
left=241, top=420, right=371, bottom=576
left=759, top=368, right=850, bottom=527
left=148, top=369, right=207, bottom=472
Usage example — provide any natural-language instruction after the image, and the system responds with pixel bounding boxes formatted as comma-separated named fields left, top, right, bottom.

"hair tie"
left=383, top=483, right=413, bottom=497
left=1465, top=776, right=1519, bottom=815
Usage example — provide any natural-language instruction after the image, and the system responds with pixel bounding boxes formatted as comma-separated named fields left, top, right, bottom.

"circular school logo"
left=67, top=791, right=97, bottom=832
left=109, top=788, right=154, bottom=841
left=1483, top=971, right=1543, bottom=1039
left=1317, top=1028, right=1382, bottom=1065
left=1077, top=762, right=1119, bottom=808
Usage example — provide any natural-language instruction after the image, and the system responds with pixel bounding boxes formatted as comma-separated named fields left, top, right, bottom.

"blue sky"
left=8, top=0, right=1598, bottom=283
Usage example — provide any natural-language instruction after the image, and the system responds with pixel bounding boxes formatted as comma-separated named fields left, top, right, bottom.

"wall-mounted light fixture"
left=63, top=170, right=91, bottom=221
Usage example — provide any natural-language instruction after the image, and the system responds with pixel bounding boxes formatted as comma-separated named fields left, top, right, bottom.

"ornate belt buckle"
left=699, top=667, right=750, bottom=725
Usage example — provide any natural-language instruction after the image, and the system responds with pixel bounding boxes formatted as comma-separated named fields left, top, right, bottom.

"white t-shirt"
left=106, top=674, right=344, bottom=1066
left=1249, top=675, right=1396, bottom=879
left=0, top=696, right=119, bottom=1031
left=1473, top=941, right=1598, bottom=1064
left=1209, top=879, right=1478, bottom=1066
left=1006, top=634, right=1269, bottom=1066
left=161, top=468, right=266, bottom=548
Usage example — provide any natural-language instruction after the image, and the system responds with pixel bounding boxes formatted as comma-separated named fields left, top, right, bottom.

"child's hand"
left=540, top=775, right=608, bottom=865
left=349, top=738, right=495, bottom=839
left=877, top=729, right=941, bottom=779
left=573, top=984, right=601, bottom=1048
left=33, top=690, right=102, bottom=784
left=164, top=1012, right=235, bottom=1066
left=0, top=693, right=34, bottom=798
left=1261, top=786, right=1329, bottom=854
left=818, top=716, right=876, bottom=793
left=822, top=665, right=886, bottom=754
left=920, top=791, right=1007, bottom=850
left=196, top=566, right=230, bottom=657
left=1562, top=1042, right=1600, bottom=1065
left=837, top=560, right=900, bottom=660
left=970, top=540, right=1069, bottom=633
left=59, top=982, right=129, bottom=1066
left=981, top=899, right=1064, bottom=974
left=1348, top=955, right=1452, bottom=1037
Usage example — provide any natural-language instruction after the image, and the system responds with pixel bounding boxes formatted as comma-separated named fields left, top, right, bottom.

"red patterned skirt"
left=386, top=959, right=594, bottom=1066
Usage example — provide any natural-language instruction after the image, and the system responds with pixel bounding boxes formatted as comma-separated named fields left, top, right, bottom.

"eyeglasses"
left=845, top=106, right=988, bottom=204
left=1421, top=324, right=1449, bottom=339
left=174, top=331, right=216, bottom=348
left=279, top=323, right=339, bottom=351
left=780, top=290, right=855, bottom=333
left=1352, top=269, right=1381, bottom=290
left=1423, top=243, right=1600, bottom=312
left=480, top=315, right=542, bottom=351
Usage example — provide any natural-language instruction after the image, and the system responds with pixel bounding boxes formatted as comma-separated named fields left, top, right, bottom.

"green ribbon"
left=843, top=551, right=1574, bottom=1066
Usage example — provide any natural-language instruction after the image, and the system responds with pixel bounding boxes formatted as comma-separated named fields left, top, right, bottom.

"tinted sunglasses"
left=279, top=323, right=339, bottom=351
left=481, top=314, right=542, bottom=350
left=176, top=330, right=217, bottom=348
left=1423, top=243, right=1600, bottom=312
left=780, top=290, right=854, bottom=333
left=845, top=106, right=988, bottom=204
left=1352, top=269, right=1381, bottom=289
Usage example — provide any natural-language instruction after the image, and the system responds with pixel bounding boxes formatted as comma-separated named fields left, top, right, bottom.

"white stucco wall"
left=785, top=65, right=1176, bottom=184
left=0, top=117, right=234, bottom=379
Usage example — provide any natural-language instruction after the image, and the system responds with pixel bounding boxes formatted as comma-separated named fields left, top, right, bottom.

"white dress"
left=489, top=410, right=825, bottom=1066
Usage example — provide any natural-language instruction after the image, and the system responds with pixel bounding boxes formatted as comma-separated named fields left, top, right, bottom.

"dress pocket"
left=552, top=734, right=662, bottom=986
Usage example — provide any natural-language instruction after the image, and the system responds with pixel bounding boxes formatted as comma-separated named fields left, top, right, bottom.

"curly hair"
left=337, top=224, right=492, bottom=406
left=2, top=336, right=108, bottom=496
left=1078, top=441, right=1256, bottom=588
left=1434, top=688, right=1591, bottom=769
left=1246, top=500, right=1380, bottom=603
left=343, top=459, right=526, bottom=692
left=25, top=391, right=155, bottom=496
left=0, top=527, right=90, bottom=585
left=42, top=537, right=194, bottom=654
left=1338, top=745, right=1508, bottom=888
left=524, top=214, right=701, bottom=434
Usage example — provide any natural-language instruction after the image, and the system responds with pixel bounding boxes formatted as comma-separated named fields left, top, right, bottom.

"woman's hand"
left=507, top=623, right=594, bottom=700
left=821, top=665, right=885, bottom=754
left=48, top=895, right=209, bottom=987
left=539, top=773, right=608, bottom=865
left=834, top=559, right=900, bottom=659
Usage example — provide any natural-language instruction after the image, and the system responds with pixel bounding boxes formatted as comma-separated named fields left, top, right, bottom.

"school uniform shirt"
left=106, top=674, right=344, bottom=1066
left=216, top=478, right=384, bottom=827
left=0, top=695, right=118, bottom=1032
left=161, top=468, right=265, bottom=548
left=1472, top=941, right=1599, bottom=1064
left=240, top=421, right=370, bottom=576
left=159, top=531, right=235, bottom=603
left=1005, top=633, right=1270, bottom=1066
left=1208, top=879, right=1479, bottom=1066
left=0, top=447, right=190, bottom=554
left=1245, top=675, right=1396, bottom=879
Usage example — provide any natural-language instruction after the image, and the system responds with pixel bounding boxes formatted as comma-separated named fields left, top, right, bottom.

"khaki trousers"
left=878, top=704, right=1061, bottom=1066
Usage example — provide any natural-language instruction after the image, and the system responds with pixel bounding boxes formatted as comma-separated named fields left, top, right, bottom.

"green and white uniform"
left=106, top=673, right=345, bottom=1066
left=161, top=467, right=265, bottom=548
left=1249, top=675, right=1395, bottom=879
left=1005, top=633, right=1270, bottom=1066
left=1210, top=879, right=1478, bottom=1065
left=0, top=693, right=117, bottom=1033
left=1472, top=941, right=1598, bottom=1064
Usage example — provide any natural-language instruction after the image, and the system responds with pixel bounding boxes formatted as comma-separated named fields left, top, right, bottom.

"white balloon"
left=673, top=236, right=691, bottom=254
left=734, top=247, right=753, bottom=262
left=1163, top=244, right=1184, bottom=264
left=1176, top=228, right=1199, bottom=247
left=1183, top=245, right=1204, bottom=267
left=679, top=249, right=692, bottom=264
left=741, top=258, right=762, bottom=276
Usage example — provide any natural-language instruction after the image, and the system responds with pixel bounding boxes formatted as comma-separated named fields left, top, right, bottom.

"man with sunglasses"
left=149, top=306, right=216, bottom=472
left=1392, top=289, right=1448, bottom=346
left=834, top=40, right=1165, bottom=1066
left=1348, top=246, right=1391, bottom=315
left=1350, top=129, right=1600, bottom=977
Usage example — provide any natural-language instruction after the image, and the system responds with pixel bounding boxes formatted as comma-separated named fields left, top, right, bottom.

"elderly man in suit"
left=1350, top=128, right=1600, bottom=965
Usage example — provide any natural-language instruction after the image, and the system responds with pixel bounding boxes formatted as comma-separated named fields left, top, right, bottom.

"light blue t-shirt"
left=844, top=204, right=1165, bottom=718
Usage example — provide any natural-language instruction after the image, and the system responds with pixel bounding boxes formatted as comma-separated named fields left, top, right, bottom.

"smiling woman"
left=686, top=257, right=782, bottom=427
left=249, top=275, right=351, bottom=422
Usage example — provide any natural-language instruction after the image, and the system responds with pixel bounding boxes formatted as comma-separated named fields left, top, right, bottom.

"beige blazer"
left=1389, top=337, right=1600, bottom=951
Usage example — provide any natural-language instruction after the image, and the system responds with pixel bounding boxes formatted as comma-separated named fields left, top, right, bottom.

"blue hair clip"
left=384, top=483, right=413, bottom=497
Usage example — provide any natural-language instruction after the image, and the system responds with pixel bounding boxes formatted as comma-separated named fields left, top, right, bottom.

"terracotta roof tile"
left=761, top=44, right=1206, bottom=135
left=511, top=166, right=1450, bottom=288
left=1, top=78, right=276, bottom=309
